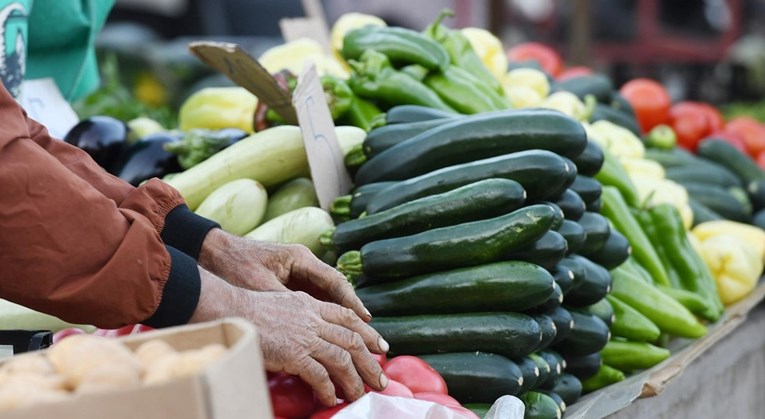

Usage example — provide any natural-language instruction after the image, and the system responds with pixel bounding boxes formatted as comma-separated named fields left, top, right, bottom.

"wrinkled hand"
left=208, top=286, right=388, bottom=405
left=199, top=229, right=371, bottom=321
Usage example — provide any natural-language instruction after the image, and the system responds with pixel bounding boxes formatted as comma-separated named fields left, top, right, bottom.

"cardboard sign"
left=292, top=64, right=352, bottom=209
left=279, top=17, right=332, bottom=53
left=18, top=78, right=79, bottom=139
left=188, top=41, right=298, bottom=124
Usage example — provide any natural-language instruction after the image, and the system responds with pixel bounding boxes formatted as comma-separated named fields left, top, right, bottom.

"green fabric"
left=26, top=0, right=114, bottom=101
left=0, top=0, right=32, bottom=97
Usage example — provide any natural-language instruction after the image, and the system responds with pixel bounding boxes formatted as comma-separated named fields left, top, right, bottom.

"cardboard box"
left=0, top=318, right=273, bottom=419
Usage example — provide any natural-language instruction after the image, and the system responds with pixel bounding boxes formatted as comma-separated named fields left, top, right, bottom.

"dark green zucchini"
left=572, top=141, right=605, bottom=176
left=645, top=147, right=703, bottom=168
left=689, top=197, right=723, bottom=227
left=324, top=178, right=526, bottom=252
left=665, top=165, right=743, bottom=188
left=753, top=208, right=765, bottom=230
left=560, top=158, right=579, bottom=195
left=748, top=179, right=765, bottom=211
left=583, top=229, right=631, bottom=269
left=577, top=211, right=611, bottom=254
left=506, top=230, right=568, bottom=271
left=354, top=109, right=587, bottom=184
left=365, top=150, right=570, bottom=213
left=385, top=105, right=457, bottom=124
left=528, top=281, right=564, bottom=313
left=418, top=352, right=524, bottom=403
left=569, top=298, right=615, bottom=327
left=536, top=350, right=565, bottom=388
left=563, top=255, right=613, bottom=307
left=554, top=74, right=613, bottom=103
left=610, top=92, right=636, bottom=118
left=554, top=189, right=586, bottom=221
left=535, top=202, right=565, bottom=230
left=586, top=196, right=602, bottom=212
left=520, top=391, right=563, bottom=419
left=514, top=356, right=541, bottom=394
left=337, top=204, right=559, bottom=280
left=557, top=256, right=585, bottom=291
left=556, top=219, right=586, bottom=255
left=531, top=314, right=558, bottom=352
left=697, top=139, right=765, bottom=184
left=590, top=103, right=641, bottom=136
left=527, top=354, right=551, bottom=390
left=537, top=390, right=566, bottom=413
left=570, top=176, right=602, bottom=205
left=372, top=313, right=542, bottom=359
left=363, top=118, right=453, bottom=158
left=548, top=264, right=575, bottom=294
left=553, top=311, right=611, bottom=357
left=355, top=261, right=555, bottom=315
left=330, top=182, right=397, bottom=219
left=681, top=183, right=752, bottom=222
left=546, top=306, right=574, bottom=346
left=563, top=353, right=602, bottom=380
left=544, top=374, right=583, bottom=407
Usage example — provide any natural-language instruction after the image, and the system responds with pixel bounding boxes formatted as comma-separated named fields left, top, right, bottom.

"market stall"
left=1, top=2, right=765, bottom=419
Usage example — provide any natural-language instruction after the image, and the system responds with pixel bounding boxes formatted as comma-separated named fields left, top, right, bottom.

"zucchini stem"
left=336, top=251, right=363, bottom=277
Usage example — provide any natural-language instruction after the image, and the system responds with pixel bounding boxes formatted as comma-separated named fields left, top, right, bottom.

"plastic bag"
left=484, top=395, right=525, bottom=419
left=332, top=393, right=472, bottom=419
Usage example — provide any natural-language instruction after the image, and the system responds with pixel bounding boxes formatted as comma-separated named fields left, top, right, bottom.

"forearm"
left=189, top=266, right=248, bottom=324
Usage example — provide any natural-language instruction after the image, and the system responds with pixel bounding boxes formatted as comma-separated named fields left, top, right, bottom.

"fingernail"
left=335, top=398, right=343, bottom=406
left=379, top=373, right=388, bottom=389
left=364, top=309, right=373, bottom=320
left=378, top=337, right=389, bottom=353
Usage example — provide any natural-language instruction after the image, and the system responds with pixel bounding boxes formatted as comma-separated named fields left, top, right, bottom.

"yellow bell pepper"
left=178, top=87, right=258, bottom=133
left=461, top=27, right=508, bottom=81
left=503, top=68, right=549, bottom=97
left=697, top=234, right=763, bottom=305
left=540, top=92, right=588, bottom=121
left=504, top=86, right=543, bottom=108
left=589, top=120, right=645, bottom=159
left=693, top=220, right=765, bottom=262
left=259, top=38, right=349, bottom=79
left=330, top=12, right=386, bottom=68
left=632, top=177, right=693, bottom=229
left=621, top=158, right=665, bottom=182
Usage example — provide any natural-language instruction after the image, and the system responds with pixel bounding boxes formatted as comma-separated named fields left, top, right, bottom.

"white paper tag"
left=18, top=78, right=79, bottom=139
left=280, top=17, right=332, bottom=54
left=292, top=64, right=352, bottom=210
left=0, top=345, right=13, bottom=359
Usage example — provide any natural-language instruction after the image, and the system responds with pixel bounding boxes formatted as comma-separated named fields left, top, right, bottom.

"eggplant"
left=118, top=133, right=183, bottom=186
left=64, top=116, right=129, bottom=174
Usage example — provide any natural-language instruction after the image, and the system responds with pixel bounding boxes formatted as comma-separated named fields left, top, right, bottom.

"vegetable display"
left=53, top=7, right=765, bottom=419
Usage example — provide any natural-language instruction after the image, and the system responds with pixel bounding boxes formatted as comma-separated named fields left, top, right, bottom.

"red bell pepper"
left=725, top=117, right=765, bottom=158
left=269, top=373, right=316, bottom=418
left=383, top=356, right=448, bottom=395
left=619, top=79, right=671, bottom=133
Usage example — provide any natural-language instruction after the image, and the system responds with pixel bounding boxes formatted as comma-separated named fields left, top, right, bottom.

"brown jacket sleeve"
left=0, top=84, right=213, bottom=328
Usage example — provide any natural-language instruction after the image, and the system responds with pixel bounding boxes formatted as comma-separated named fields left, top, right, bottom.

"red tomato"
left=373, top=379, right=414, bottom=398
left=706, top=129, right=748, bottom=153
left=383, top=356, right=448, bottom=395
left=725, top=117, right=765, bottom=158
left=413, top=392, right=462, bottom=408
left=556, top=66, right=592, bottom=82
left=619, top=78, right=671, bottom=133
left=697, top=103, right=725, bottom=131
left=506, top=43, right=563, bottom=77
left=309, top=402, right=350, bottom=419
left=448, top=405, right=481, bottom=419
left=52, top=328, right=85, bottom=344
left=757, top=151, right=765, bottom=170
left=669, top=104, right=712, bottom=151
left=268, top=374, right=316, bottom=419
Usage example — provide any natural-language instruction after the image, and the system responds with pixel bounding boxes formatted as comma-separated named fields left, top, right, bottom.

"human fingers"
left=288, top=245, right=372, bottom=321
left=319, top=303, right=388, bottom=354
left=319, top=322, right=387, bottom=393
left=309, top=339, right=366, bottom=402
left=287, top=356, right=337, bottom=407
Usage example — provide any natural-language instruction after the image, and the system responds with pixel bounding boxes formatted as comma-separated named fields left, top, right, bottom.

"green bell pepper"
left=595, top=147, right=641, bottom=208
left=606, top=295, right=661, bottom=343
left=348, top=50, right=456, bottom=112
left=581, top=364, right=625, bottom=393
left=342, top=25, right=450, bottom=71
left=600, top=340, right=670, bottom=372
left=424, top=65, right=510, bottom=114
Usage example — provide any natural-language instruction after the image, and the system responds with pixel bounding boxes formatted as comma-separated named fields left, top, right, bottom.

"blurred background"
left=90, top=0, right=765, bottom=126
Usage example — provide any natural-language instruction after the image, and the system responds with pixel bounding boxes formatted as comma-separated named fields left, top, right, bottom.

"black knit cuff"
left=143, top=246, right=201, bottom=328
left=161, top=204, right=219, bottom=260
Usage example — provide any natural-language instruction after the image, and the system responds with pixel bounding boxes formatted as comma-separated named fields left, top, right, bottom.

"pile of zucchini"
left=324, top=106, right=632, bottom=417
